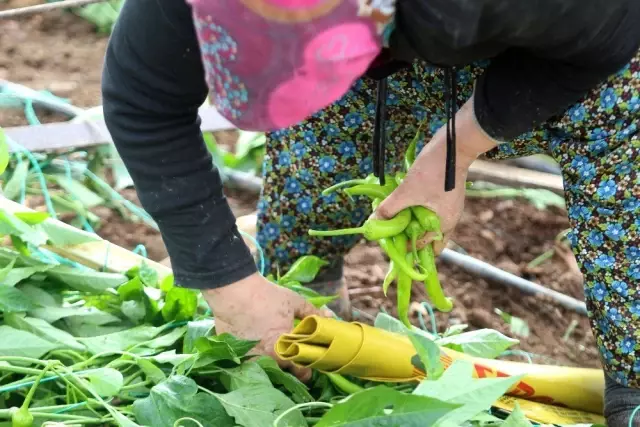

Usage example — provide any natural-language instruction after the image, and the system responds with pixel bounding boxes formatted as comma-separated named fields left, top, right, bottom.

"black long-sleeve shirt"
left=102, top=0, right=639, bottom=289
left=101, top=0, right=256, bottom=288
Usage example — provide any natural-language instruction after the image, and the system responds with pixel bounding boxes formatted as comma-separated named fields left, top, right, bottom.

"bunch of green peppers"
left=308, top=132, right=453, bottom=327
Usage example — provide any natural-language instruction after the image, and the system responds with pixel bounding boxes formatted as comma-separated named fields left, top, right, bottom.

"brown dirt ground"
left=0, top=8, right=600, bottom=369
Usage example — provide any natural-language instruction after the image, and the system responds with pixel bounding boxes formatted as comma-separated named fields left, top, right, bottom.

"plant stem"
left=325, top=373, right=364, bottom=395
left=527, top=249, right=555, bottom=268
left=309, top=227, right=364, bottom=237
left=273, top=403, right=333, bottom=427
left=120, top=380, right=151, bottom=391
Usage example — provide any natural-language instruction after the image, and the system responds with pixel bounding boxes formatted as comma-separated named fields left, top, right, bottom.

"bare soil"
left=0, top=8, right=600, bottom=369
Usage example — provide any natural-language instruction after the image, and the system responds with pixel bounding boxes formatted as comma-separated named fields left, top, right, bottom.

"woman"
left=102, top=0, right=640, bottom=424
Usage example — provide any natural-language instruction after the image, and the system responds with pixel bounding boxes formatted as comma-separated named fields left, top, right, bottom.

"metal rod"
left=439, top=248, right=587, bottom=315
left=0, top=0, right=109, bottom=19
left=509, top=157, right=562, bottom=176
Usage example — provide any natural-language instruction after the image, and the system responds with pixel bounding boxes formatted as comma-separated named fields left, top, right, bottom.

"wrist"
left=455, top=97, right=500, bottom=169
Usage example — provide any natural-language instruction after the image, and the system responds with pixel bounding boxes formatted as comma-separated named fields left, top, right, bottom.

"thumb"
left=294, top=297, right=335, bottom=319
left=372, top=190, right=408, bottom=220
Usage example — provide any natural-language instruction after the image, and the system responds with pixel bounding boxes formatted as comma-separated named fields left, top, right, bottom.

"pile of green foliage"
left=0, top=208, right=549, bottom=427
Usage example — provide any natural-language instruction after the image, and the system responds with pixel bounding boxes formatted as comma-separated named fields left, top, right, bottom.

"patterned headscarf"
left=187, top=0, right=396, bottom=131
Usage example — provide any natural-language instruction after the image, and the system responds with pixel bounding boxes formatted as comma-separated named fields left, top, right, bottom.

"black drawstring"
left=444, top=67, right=457, bottom=192
left=373, top=78, right=388, bottom=186
left=369, top=59, right=457, bottom=192
left=367, top=58, right=411, bottom=187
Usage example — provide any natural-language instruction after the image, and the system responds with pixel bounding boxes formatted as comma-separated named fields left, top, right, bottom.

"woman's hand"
left=202, top=273, right=333, bottom=381
left=374, top=97, right=498, bottom=253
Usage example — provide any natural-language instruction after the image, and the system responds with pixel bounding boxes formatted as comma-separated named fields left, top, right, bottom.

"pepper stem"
left=308, top=227, right=365, bottom=237
left=321, top=179, right=367, bottom=195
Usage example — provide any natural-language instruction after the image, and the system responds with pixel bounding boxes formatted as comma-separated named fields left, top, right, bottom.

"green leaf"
left=132, top=326, right=187, bottom=354
left=408, top=332, right=444, bottom=380
left=13, top=212, right=49, bottom=225
left=47, top=266, right=127, bottom=292
left=86, top=368, right=124, bottom=397
left=183, top=319, right=215, bottom=354
left=132, top=375, right=235, bottom=427
left=0, top=129, right=9, bottom=175
left=442, top=324, right=469, bottom=337
left=161, top=287, right=197, bottom=322
left=283, top=284, right=337, bottom=308
left=10, top=235, right=30, bottom=256
left=0, top=285, right=35, bottom=312
left=3, top=160, right=29, bottom=201
left=215, top=385, right=307, bottom=427
left=118, top=276, right=158, bottom=323
left=137, top=359, right=167, bottom=384
left=436, top=329, right=519, bottom=359
left=316, top=385, right=459, bottom=427
left=221, top=361, right=272, bottom=391
left=31, top=305, right=120, bottom=325
left=4, top=313, right=85, bottom=351
left=495, top=309, right=530, bottom=338
left=0, top=325, right=56, bottom=358
left=78, top=325, right=166, bottom=355
left=2, top=265, right=53, bottom=287
left=121, top=300, right=146, bottom=323
left=19, top=283, right=61, bottom=307
left=0, top=209, right=48, bottom=246
left=501, top=403, right=533, bottom=427
left=66, top=323, right=130, bottom=338
left=194, top=333, right=259, bottom=364
left=159, top=274, right=174, bottom=293
left=374, top=312, right=435, bottom=341
left=256, top=356, right=313, bottom=403
left=413, top=360, right=523, bottom=427
left=0, top=257, right=16, bottom=282
left=143, top=350, right=193, bottom=366
left=111, top=409, right=143, bottom=427
left=139, top=262, right=158, bottom=287
left=279, top=256, right=329, bottom=284
left=52, top=175, right=105, bottom=208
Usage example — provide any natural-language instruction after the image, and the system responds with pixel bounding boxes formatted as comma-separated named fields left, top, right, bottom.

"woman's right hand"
left=374, top=97, right=498, bottom=254
left=202, top=273, right=334, bottom=381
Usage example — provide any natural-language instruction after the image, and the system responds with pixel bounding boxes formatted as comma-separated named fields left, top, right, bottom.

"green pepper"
left=309, top=209, right=411, bottom=241
left=11, top=407, right=33, bottom=427
left=321, top=174, right=379, bottom=195
left=396, top=268, right=413, bottom=328
left=379, top=236, right=427, bottom=281
left=11, top=363, right=53, bottom=427
left=404, top=120, right=425, bottom=171
left=405, top=219, right=424, bottom=260
left=410, top=206, right=442, bottom=238
left=382, top=260, right=396, bottom=296
left=343, top=181, right=397, bottom=201
left=418, top=245, right=453, bottom=312
left=394, top=172, right=406, bottom=186
left=321, top=178, right=368, bottom=195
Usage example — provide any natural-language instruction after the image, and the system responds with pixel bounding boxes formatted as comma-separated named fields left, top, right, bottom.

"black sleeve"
left=101, top=0, right=257, bottom=289
left=393, top=0, right=640, bottom=141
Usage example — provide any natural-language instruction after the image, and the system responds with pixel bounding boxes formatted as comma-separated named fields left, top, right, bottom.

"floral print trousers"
left=255, top=52, right=640, bottom=387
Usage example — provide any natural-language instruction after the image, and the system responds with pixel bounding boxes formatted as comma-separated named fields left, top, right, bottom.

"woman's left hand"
left=374, top=97, right=498, bottom=253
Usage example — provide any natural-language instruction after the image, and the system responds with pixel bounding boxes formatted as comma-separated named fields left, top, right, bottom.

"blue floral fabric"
left=256, top=52, right=640, bottom=387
